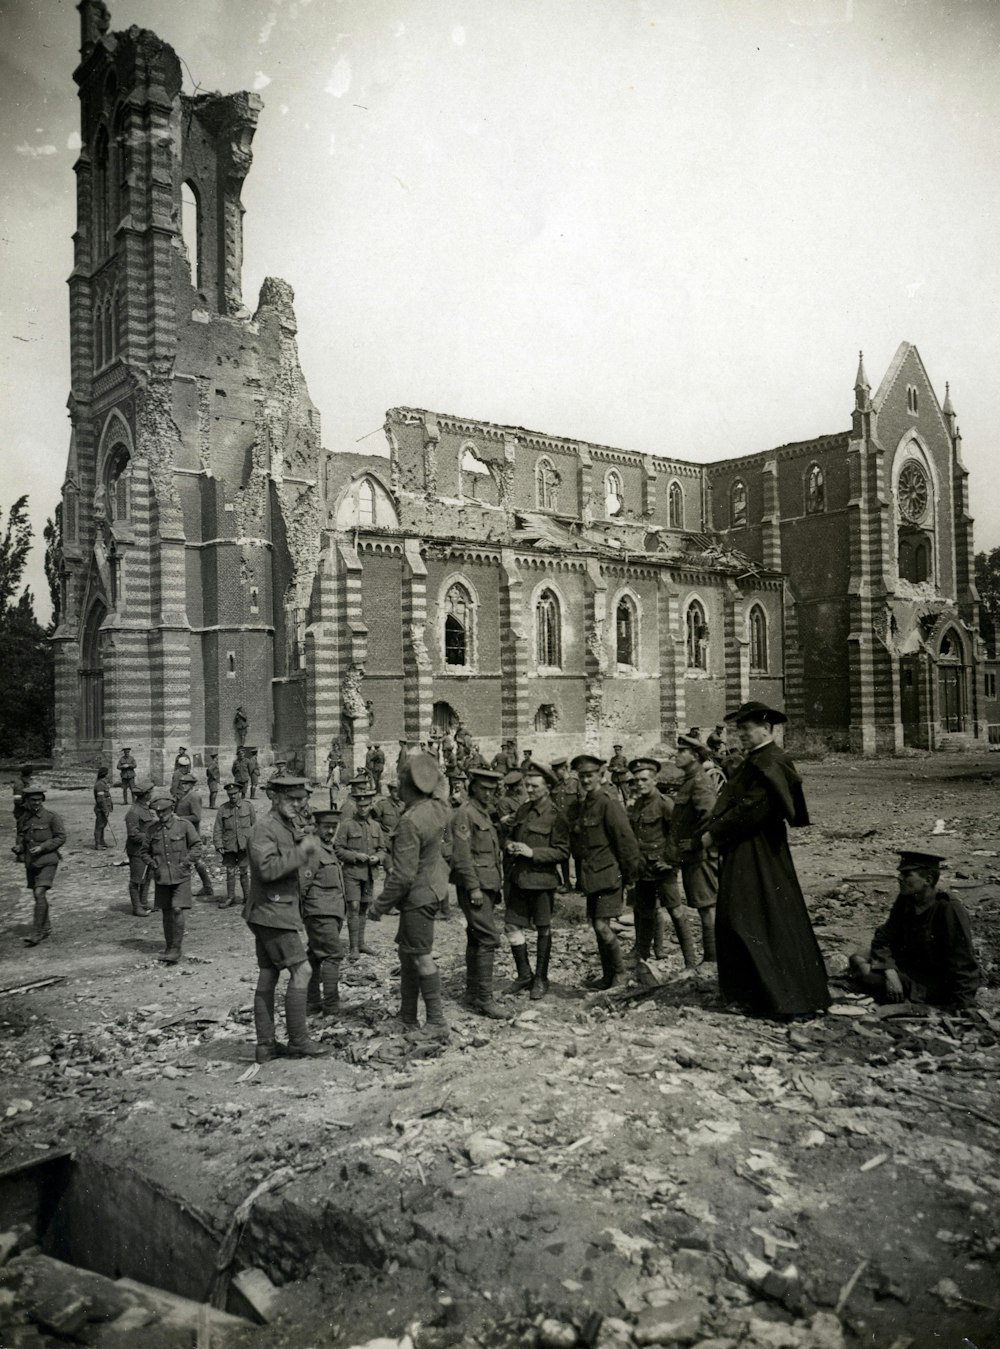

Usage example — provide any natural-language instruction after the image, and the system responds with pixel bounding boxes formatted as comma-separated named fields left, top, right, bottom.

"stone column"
left=657, top=572, right=684, bottom=745
left=402, top=538, right=432, bottom=742
left=499, top=550, right=526, bottom=745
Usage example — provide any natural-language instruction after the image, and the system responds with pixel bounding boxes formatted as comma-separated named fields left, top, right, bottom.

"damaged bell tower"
left=53, top=1, right=324, bottom=781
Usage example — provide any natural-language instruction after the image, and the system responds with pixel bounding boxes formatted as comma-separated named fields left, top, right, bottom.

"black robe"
left=706, top=740, right=829, bottom=1016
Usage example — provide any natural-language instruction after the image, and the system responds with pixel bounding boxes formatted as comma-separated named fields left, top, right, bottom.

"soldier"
left=569, top=753, right=640, bottom=990
left=213, top=781, right=255, bottom=909
left=12, top=763, right=34, bottom=834
left=668, top=735, right=720, bottom=964
left=451, top=767, right=507, bottom=1018
left=503, top=762, right=570, bottom=1000
left=372, top=779, right=404, bottom=840
left=369, top=753, right=452, bottom=1039
left=117, top=747, right=137, bottom=804
left=396, top=739, right=411, bottom=782
left=550, top=759, right=579, bottom=891
left=233, top=705, right=249, bottom=747
left=300, top=807, right=347, bottom=1017
left=245, top=775, right=327, bottom=1060
left=141, top=789, right=202, bottom=964
left=465, top=741, right=488, bottom=771
left=232, top=746, right=251, bottom=799
left=170, top=747, right=192, bottom=800
left=447, top=768, right=468, bottom=809
left=206, top=751, right=221, bottom=809
left=628, top=756, right=692, bottom=967
left=334, top=776, right=388, bottom=959
left=245, top=747, right=261, bottom=800
left=366, top=742, right=386, bottom=793
left=16, top=787, right=66, bottom=946
left=93, top=766, right=113, bottom=849
left=608, top=745, right=629, bottom=801
left=494, top=770, right=525, bottom=837
left=175, top=772, right=216, bottom=898
left=124, top=781, right=156, bottom=916
left=519, top=748, right=534, bottom=776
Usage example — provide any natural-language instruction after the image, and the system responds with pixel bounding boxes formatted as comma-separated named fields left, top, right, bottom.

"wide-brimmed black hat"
left=723, top=700, right=787, bottom=726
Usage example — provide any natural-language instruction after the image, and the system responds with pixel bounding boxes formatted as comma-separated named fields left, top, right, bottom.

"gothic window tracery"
left=897, top=461, right=928, bottom=524
left=730, top=480, right=748, bottom=528
left=616, top=595, right=638, bottom=667
left=106, top=444, right=132, bottom=524
left=536, top=588, right=562, bottom=668
left=685, top=599, right=709, bottom=671
left=443, top=581, right=474, bottom=668
left=749, top=604, right=768, bottom=672
left=536, top=456, right=559, bottom=510
left=805, top=463, right=825, bottom=515
left=358, top=479, right=376, bottom=526
left=668, top=479, right=684, bottom=528
left=605, top=469, right=624, bottom=518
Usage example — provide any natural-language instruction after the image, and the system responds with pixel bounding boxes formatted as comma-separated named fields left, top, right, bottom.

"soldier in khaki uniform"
left=372, top=780, right=403, bottom=840
left=175, top=772, right=215, bottom=898
left=300, top=808, right=347, bottom=1016
left=212, top=781, right=255, bottom=908
left=206, top=752, right=221, bottom=809
left=334, top=777, right=388, bottom=958
left=451, top=767, right=506, bottom=1018
left=16, top=788, right=66, bottom=946
left=550, top=758, right=580, bottom=890
left=245, top=775, right=326, bottom=1061
left=124, top=781, right=156, bottom=916
left=668, top=735, right=720, bottom=964
left=141, top=789, right=202, bottom=963
left=117, top=747, right=137, bottom=804
left=504, top=763, right=570, bottom=1000
left=629, top=755, right=694, bottom=967
left=93, top=767, right=113, bottom=849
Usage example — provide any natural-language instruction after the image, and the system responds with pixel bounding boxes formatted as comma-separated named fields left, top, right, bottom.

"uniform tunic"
left=706, top=740, right=829, bottom=1016
left=141, top=816, right=202, bottom=910
left=117, top=753, right=136, bottom=788
left=94, top=779, right=113, bottom=825
left=18, top=807, right=66, bottom=889
left=569, top=790, right=640, bottom=919
left=870, top=891, right=981, bottom=1009
left=300, top=841, right=347, bottom=961
left=371, top=796, right=450, bottom=955
left=176, top=788, right=204, bottom=829
left=245, top=810, right=309, bottom=933
left=125, top=801, right=157, bottom=886
left=666, top=764, right=719, bottom=909
left=450, top=798, right=503, bottom=949
left=232, top=757, right=251, bottom=794
left=372, top=795, right=403, bottom=839
left=213, top=798, right=255, bottom=863
left=628, top=791, right=681, bottom=910
left=334, top=815, right=388, bottom=905
left=170, top=755, right=192, bottom=800
left=505, top=796, right=569, bottom=928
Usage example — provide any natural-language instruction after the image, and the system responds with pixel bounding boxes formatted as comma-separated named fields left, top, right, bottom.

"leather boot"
left=254, top=982, right=288, bottom=1061
left=586, top=934, right=612, bottom=989
left=463, top=942, right=478, bottom=1007
left=395, top=959, right=420, bottom=1029
left=321, top=957, right=341, bottom=1014
left=670, top=906, right=699, bottom=968
left=162, top=911, right=185, bottom=964
left=510, top=942, right=533, bottom=991
left=286, top=986, right=329, bottom=1056
left=653, top=909, right=669, bottom=959
left=346, top=908, right=360, bottom=961
left=529, top=929, right=552, bottom=1000
left=239, top=870, right=250, bottom=906
left=700, top=905, right=717, bottom=963
left=357, top=906, right=377, bottom=955
left=416, top=972, right=449, bottom=1040
left=474, top=948, right=506, bottom=1019
left=158, top=908, right=174, bottom=961
left=195, top=862, right=215, bottom=899
left=606, top=933, right=627, bottom=989
left=633, top=909, right=653, bottom=960
left=221, top=870, right=237, bottom=910
left=307, top=954, right=323, bottom=1013
left=23, top=895, right=51, bottom=946
left=129, top=880, right=151, bottom=916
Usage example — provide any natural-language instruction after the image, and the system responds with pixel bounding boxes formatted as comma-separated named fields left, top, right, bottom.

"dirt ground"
left=1, top=754, right=999, bottom=1349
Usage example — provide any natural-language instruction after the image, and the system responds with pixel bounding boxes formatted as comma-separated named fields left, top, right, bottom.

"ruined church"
left=54, top=3, right=988, bottom=781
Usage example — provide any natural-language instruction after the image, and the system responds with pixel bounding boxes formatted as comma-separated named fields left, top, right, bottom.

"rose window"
left=897, top=462, right=928, bottom=523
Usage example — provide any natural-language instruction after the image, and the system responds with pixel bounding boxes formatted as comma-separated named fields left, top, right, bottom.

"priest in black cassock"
left=701, top=701, right=829, bottom=1020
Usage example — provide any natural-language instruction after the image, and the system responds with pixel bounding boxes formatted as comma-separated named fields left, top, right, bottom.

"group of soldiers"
left=10, top=702, right=983, bottom=1060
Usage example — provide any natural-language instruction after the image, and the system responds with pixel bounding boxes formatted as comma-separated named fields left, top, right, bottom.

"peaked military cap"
left=502, top=770, right=523, bottom=787
left=402, top=752, right=442, bottom=796
left=22, top=787, right=45, bottom=799
left=613, top=743, right=623, bottom=750
left=629, top=756, right=661, bottom=774
left=468, top=767, right=502, bottom=785
left=180, top=772, right=197, bottom=783
left=676, top=735, right=712, bottom=760
left=521, top=761, right=555, bottom=787
left=898, top=849, right=947, bottom=870
left=134, top=781, right=155, bottom=795
left=268, top=775, right=311, bottom=793
left=570, top=753, right=605, bottom=773
left=723, top=700, right=787, bottom=726
left=150, top=790, right=174, bottom=807
left=224, top=780, right=242, bottom=790
left=313, top=808, right=340, bottom=823
left=120, top=746, right=132, bottom=751
left=350, top=775, right=375, bottom=797
left=550, top=757, right=568, bottom=770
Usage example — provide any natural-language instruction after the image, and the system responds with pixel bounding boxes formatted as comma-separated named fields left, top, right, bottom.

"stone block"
left=633, top=1298, right=704, bottom=1345
left=231, top=1267, right=281, bottom=1323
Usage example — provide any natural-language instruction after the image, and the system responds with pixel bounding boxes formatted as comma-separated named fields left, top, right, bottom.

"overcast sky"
left=3, top=0, right=1000, bottom=621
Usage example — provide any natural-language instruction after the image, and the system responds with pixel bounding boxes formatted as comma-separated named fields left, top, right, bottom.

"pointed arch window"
left=357, top=478, right=376, bottom=526
left=536, top=456, right=559, bottom=511
left=443, top=581, right=474, bottom=668
left=685, top=599, right=708, bottom=671
left=668, top=480, right=684, bottom=529
left=604, top=469, right=624, bottom=518
left=805, top=463, right=825, bottom=515
left=536, top=588, right=562, bottom=668
left=730, top=480, right=748, bottom=528
left=616, top=595, right=638, bottom=667
left=181, top=181, right=201, bottom=289
left=749, top=604, right=768, bottom=673
left=106, top=444, right=132, bottom=524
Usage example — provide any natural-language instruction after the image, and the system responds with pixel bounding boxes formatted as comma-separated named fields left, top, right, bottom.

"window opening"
left=536, top=457, right=560, bottom=511
left=443, top=582, right=473, bottom=667
left=181, top=181, right=200, bottom=289
left=534, top=704, right=558, bottom=731
left=616, top=596, right=637, bottom=666
left=685, top=599, right=708, bottom=670
left=749, top=604, right=768, bottom=672
left=805, top=463, right=825, bottom=514
left=730, top=480, right=748, bottom=528
left=536, top=589, right=562, bottom=667
left=605, top=470, right=624, bottom=518
left=357, top=479, right=375, bottom=526
left=668, top=480, right=683, bottom=529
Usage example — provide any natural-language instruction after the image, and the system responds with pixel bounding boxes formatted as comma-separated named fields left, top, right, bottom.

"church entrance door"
left=938, top=665, right=963, bottom=733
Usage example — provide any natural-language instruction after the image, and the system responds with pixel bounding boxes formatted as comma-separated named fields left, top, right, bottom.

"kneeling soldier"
left=334, top=776, right=388, bottom=958
left=451, top=767, right=506, bottom=1018
left=245, top=775, right=327, bottom=1061
left=850, top=849, right=981, bottom=1011
left=301, top=808, right=346, bottom=1016
left=141, top=789, right=202, bottom=963
left=213, top=781, right=255, bottom=908
left=16, top=788, right=66, bottom=946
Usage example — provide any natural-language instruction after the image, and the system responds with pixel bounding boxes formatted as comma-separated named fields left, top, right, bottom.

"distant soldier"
left=93, top=766, right=113, bottom=849
left=608, top=745, right=629, bottom=801
left=494, top=770, right=525, bottom=839
left=12, top=763, right=34, bottom=834
left=569, top=753, right=640, bottom=990
left=451, top=767, right=506, bottom=1018
left=465, top=742, right=488, bottom=771
left=141, top=789, right=202, bottom=964
left=668, top=735, right=720, bottom=964
left=447, top=769, right=468, bottom=809
left=170, top=747, right=192, bottom=801
left=300, top=808, right=347, bottom=1017
left=232, top=747, right=251, bottom=799
left=369, top=754, right=452, bottom=1039
left=175, top=772, right=215, bottom=898
left=124, top=781, right=156, bottom=916
left=212, top=781, right=255, bottom=909
left=117, top=747, right=137, bottom=804
left=245, top=776, right=327, bottom=1061
left=628, top=756, right=690, bottom=967
left=396, top=739, right=411, bottom=782
left=206, top=751, right=221, bottom=809
left=233, top=705, right=249, bottom=748
left=246, top=747, right=261, bottom=800
left=16, top=787, right=66, bottom=946
left=504, top=762, right=570, bottom=1001
left=519, top=748, right=534, bottom=776
left=334, top=776, right=388, bottom=959
left=372, top=780, right=404, bottom=841
left=366, top=742, right=386, bottom=793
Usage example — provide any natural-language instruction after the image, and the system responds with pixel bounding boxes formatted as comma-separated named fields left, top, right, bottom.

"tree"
left=975, top=548, right=1000, bottom=656
left=44, top=504, right=62, bottom=631
left=0, top=497, right=55, bottom=758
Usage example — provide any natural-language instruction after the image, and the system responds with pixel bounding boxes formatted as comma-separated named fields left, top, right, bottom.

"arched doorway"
left=937, top=627, right=965, bottom=734
left=80, top=602, right=107, bottom=742
left=432, top=701, right=459, bottom=737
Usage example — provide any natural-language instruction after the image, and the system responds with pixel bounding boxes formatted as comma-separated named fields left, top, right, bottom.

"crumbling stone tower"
left=54, top=1, right=323, bottom=780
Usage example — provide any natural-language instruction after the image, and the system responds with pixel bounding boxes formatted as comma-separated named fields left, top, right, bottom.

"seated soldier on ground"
left=849, top=848, right=981, bottom=1011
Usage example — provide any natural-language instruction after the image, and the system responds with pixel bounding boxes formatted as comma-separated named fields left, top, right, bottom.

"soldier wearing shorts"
left=16, top=788, right=66, bottom=947
left=213, top=781, right=255, bottom=908
left=334, top=776, right=388, bottom=958
left=301, top=808, right=346, bottom=1017
left=141, top=789, right=202, bottom=963
left=503, top=762, right=570, bottom=1001
left=369, top=753, right=451, bottom=1040
left=569, top=753, right=640, bottom=990
left=245, top=775, right=326, bottom=1062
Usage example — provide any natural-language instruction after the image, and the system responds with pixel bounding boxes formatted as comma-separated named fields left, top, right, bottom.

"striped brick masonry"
left=402, top=539, right=432, bottom=743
